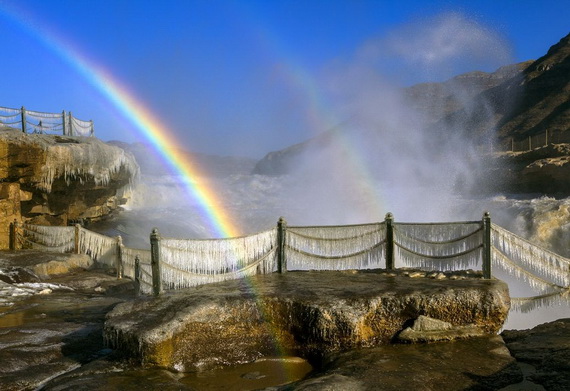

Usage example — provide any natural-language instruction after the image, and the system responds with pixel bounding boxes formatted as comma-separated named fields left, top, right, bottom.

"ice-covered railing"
left=393, top=221, right=484, bottom=271
left=10, top=222, right=150, bottom=289
left=491, top=223, right=570, bottom=312
left=154, top=228, right=278, bottom=291
left=18, top=223, right=76, bottom=253
left=9, top=214, right=570, bottom=309
left=79, top=227, right=118, bottom=267
left=285, top=222, right=386, bottom=271
left=0, top=105, right=94, bottom=136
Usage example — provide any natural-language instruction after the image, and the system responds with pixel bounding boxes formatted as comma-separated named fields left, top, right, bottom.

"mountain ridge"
left=254, top=32, right=570, bottom=182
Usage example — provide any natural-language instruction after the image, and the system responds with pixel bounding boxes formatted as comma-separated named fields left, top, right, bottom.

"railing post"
left=74, top=224, right=81, bottom=254
left=134, top=256, right=141, bottom=297
left=528, top=135, right=531, bottom=151
left=277, top=217, right=287, bottom=273
left=385, top=212, right=394, bottom=270
left=62, top=111, right=67, bottom=135
left=9, top=220, right=18, bottom=250
left=482, top=211, right=492, bottom=279
left=21, top=106, right=26, bottom=133
left=116, top=235, right=124, bottom=279
left=150, top=228, right=162, bottom=296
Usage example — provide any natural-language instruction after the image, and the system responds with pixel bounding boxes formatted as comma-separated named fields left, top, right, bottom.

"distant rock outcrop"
left=0, top=129, right=139, bottom=248
left=253, top=32, right=570, bottom=197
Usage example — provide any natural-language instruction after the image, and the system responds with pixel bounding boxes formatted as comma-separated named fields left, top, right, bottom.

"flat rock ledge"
left=104, top=269, right=510, bottom=373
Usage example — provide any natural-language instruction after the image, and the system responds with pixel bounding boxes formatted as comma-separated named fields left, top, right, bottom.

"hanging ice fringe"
left=79, top=227, right=117, bottom=267
left=20, top=224, right=75, bottom=253
left=159, top=228, right=278, bottom=290
left=121, top=247, right=152, bottom=282
left=491, top=224, right=570, bottom=288
left=38, top=141, right=139, bottom=193
left=393, top=222, right=483, bottom=271
left=492, top=249, right=565, bottom=293
left=510, top=289, right=569, bottom=313
left=285, top=223, right=386, bottom=270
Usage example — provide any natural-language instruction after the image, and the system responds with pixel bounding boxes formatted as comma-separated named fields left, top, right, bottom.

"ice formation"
left=38, top=139, right=139, bottom=193
left=13, top=220, right=570, bottom=312
left=285, top=223, right=386, bottom=270
left=393, top=222, right=483, bottom=271
left=159, top=228, right=278, bottom=289
left=491, top=224, right=570, bottom=288
left=20, top=224, right=75, bottom=253
left=79, top=228, right=118, bottom=267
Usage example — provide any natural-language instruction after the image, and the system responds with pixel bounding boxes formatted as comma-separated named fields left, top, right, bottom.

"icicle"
left=390, top=222, right=483, bottom=271
left=510, top=289, right=569, bottom=313
left=21, top=224, right=75, bottom=253
left=491, top=224, right=570, bottom=287
left=38, top=140, right=139, bottom=193
left=79, top=228, right=117, bottom=266
left=158, top=228, right=278, bottom=290
left=396, top=245, right=482, bottom=272
left=285, top=223, right=386, bottom=271
left=121, top=247, right=151, bottom=281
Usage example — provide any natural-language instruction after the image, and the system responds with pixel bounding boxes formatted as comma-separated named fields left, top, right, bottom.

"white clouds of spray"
left=275, top=12, right=516, bottom=225
left=358, top=12, right=513, bottom=84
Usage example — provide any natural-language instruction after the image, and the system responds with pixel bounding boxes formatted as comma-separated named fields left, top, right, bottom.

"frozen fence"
left=0, top=105, right=94, bottom=136
left=8, top=213, right=570, bottom=310
left=155, top=228, right=278, bottom=291
left=285, top=223, right=386, bottom=271
left=491, top=224, right=570, bottom=312
left=18, top=223, right=76, bottom=253
left=501, top=129, right=570, bottom=152
left=393, top=221, right=484, bottom=271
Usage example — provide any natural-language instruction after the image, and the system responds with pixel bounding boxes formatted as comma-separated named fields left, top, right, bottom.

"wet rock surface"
left=501, top=318, right=570, bottom=390
left=0, top=251, right=134, bottom=391
left=285, top=335, right=521, bottom=391
left=0, top=250, right=93, bottom=279
left=1, top=250, right=568, bottom=390
left=104, top=269, right=510, bottom=372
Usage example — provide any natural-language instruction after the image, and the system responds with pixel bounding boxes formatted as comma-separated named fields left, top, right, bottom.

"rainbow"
left=0, top=4, right=239, bottom=238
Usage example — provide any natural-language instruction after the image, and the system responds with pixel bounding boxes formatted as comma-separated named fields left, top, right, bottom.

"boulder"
left=396, top=314, right=485, bottom=343
left=502, top=318, right=570, bottom=390
left=104, top=270, right=510, bottom=372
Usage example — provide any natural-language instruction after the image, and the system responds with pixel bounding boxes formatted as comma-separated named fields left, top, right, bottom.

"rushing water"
left=90, top=174, right=570, bottom=331
left=1, top=172, right=569, bottom=389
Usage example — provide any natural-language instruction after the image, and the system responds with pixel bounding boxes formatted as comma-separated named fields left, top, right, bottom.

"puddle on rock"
left=178, top=356, right=313, bottom=390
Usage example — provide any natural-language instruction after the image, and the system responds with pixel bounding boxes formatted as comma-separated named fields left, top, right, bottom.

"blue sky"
left=0, top=0, right=568, bottom=158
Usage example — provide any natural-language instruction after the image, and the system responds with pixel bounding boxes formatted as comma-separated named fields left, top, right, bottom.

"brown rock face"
left=0, top=129, right=139, bottom=248
left=104, top=270, right=510, bottom=372
left=502, top=318, right=570, bottom=390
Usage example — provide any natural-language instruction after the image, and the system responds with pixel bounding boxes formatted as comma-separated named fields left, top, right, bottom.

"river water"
left=91, top=173, right=570, bottom=330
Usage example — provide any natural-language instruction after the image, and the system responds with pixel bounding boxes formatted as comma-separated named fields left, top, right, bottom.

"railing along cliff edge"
left=9, top=212, right=570, bottom=311
left=0, top=105, right=94, bottom=136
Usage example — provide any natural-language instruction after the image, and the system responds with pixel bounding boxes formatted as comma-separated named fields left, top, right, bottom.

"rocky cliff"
left=253, top=33, right=570, bottom=197
left=0, top=128, right=139, bottom=248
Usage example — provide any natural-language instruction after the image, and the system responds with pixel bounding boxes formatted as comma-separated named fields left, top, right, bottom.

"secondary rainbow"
left=1, top=5, right=239, bottom=238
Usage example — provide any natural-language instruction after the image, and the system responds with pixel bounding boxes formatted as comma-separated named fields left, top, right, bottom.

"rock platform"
left=104, top=269, right=510, bottom=372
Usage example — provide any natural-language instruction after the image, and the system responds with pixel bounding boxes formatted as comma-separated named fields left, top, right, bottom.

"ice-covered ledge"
left=0, top=129, right=139, bottom=247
